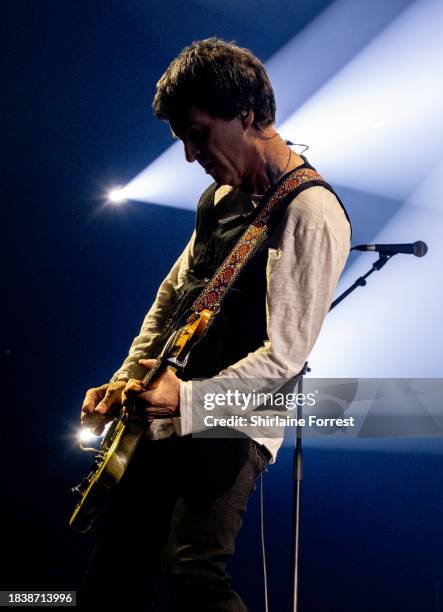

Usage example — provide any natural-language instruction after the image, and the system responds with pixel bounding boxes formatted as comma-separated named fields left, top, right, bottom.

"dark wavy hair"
left=153, top=37, right=276, bottom=130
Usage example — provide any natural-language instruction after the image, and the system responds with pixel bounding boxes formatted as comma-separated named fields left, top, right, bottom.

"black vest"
left=158, top=160, right=351, bottom=381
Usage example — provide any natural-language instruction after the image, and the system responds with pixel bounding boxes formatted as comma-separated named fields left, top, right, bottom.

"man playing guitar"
left=79, top=37, right=351, bottom=610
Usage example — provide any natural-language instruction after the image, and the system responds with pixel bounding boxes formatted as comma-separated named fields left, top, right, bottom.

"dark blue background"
left=4, top=1, right=443, bottom=610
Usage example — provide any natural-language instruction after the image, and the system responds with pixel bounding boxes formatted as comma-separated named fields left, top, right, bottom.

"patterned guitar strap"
left=191, top=165, right=335, bottom=316
left=169, top=164, right=348, bottom=435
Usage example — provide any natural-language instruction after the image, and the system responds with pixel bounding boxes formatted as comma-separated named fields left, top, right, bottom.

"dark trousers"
left=80, top=433, right=270, bottom=611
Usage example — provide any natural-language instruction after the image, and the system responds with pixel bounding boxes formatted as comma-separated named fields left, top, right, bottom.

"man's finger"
left=80, top=412, right=107, bottom=435
left=122, top=379, right=146, bottom=412
left=138, top=359, right=169, bottom=388
left=138, top=359, right=157, bottom=370
left=124, top=379, right=145, bottom=396
left=94, top=382, right=125, bottom=414
left=137, top=358, right=161, bottom=386
left=95, top=386, right=116, bottom=414
left=82, top=388, right=102, bottom=414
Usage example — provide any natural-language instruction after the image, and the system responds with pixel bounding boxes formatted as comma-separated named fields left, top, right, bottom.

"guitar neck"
left=140, top=357, right=168, bottom=389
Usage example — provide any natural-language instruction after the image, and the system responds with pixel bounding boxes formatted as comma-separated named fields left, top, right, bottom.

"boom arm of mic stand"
left=329, top=254, right=394, bottom=311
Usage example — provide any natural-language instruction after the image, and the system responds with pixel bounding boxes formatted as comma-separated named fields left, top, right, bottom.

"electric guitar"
left=69, top=308, right=212, bottom=533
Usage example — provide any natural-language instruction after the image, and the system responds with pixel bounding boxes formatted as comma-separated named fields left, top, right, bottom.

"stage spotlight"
left=78, top=427, right=98, bottom=443
left=77, top=422, right=113, bottom=445
left=108, top=187, right=127, bottom=203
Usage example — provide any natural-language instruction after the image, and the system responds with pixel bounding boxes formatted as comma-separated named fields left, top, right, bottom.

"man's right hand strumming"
left=80, top=381, right=127, bottom=435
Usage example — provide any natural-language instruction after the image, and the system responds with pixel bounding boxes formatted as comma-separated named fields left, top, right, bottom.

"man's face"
left=169, top=106, right=251, bottom=186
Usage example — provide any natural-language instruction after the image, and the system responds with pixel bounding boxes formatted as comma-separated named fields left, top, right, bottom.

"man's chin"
left=207, top=167, right=236, bottom=186
left=204, top=164, right=217, bottom=177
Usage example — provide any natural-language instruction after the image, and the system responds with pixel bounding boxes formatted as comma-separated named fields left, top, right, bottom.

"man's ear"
left=240, top=109, right=254, bottom=130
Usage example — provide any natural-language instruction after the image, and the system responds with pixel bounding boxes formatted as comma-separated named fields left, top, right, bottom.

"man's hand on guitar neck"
left=123, top=358, right=180, bottom=419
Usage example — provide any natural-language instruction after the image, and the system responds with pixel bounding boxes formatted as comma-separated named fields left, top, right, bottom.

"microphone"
left=351, top=240, right=428, bottom=257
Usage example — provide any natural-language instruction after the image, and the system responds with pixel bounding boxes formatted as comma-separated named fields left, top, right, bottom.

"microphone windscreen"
left=413, top=241, right=428, bottom=257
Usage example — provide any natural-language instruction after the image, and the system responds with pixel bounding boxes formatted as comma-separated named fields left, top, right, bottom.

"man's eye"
left=189, top=128, right=205, bottom=141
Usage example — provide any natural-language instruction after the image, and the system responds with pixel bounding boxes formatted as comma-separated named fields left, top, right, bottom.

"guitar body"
left=69, top=308, right=212, bottom=533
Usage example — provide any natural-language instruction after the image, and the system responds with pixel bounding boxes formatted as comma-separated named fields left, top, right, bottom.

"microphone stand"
left=290, top=253, right=396, bottom=612
left=329, top=254, right=394, bottom=310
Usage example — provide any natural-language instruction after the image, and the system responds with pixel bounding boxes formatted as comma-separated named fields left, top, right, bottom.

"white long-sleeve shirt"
left=111, top=183, right=351, bottom=462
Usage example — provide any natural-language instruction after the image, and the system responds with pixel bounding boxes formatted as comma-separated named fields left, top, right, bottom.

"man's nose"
left=183, top=140, right=199, bottom=163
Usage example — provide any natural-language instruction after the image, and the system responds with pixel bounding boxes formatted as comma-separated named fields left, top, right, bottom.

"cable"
left=259, top=472, right=270, bottom=612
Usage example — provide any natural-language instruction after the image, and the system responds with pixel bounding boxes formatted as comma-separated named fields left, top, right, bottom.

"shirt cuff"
left=179, top=380, right=193, bottom=436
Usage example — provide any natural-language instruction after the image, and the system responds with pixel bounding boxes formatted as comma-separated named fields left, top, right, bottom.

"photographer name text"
left=203, top=415, right=356, bottom=428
